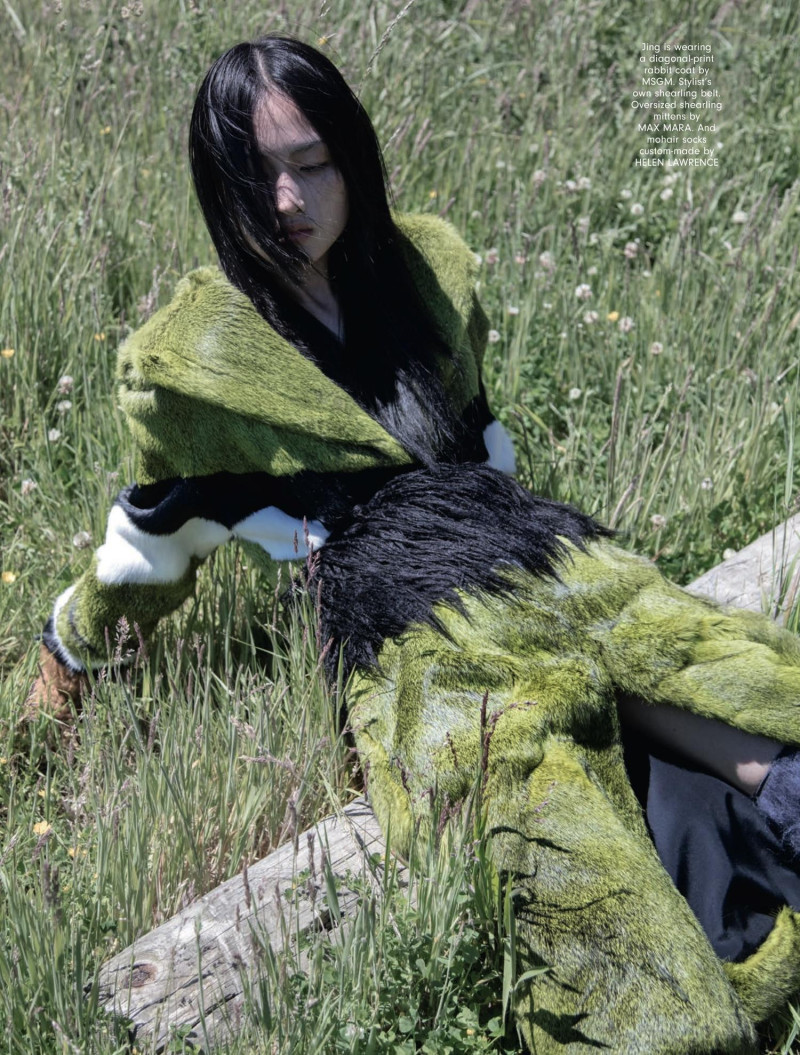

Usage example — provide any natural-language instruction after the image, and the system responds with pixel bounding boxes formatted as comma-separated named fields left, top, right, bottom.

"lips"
left=284, top=225, right=314, bottom=241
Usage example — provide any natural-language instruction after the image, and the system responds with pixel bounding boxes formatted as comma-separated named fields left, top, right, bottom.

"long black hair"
left=310, top=464, right=612, bottom=680
left=190, top=36, right=461, bottom=463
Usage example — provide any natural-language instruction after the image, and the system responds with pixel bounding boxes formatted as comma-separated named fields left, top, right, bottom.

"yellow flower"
left=100, top=125, right=111, bottom=135
left=1, top=348, right=14, bottom=358
left=33, top=821, right=51, bottom=836
left=317, top=35, right=328, bottom=46
left=429, top=190, right=438, bottom=199
left=67, top=847, right=76, bottom=858
left=1, top=571, right=16, bottom=583
left=0, top=757, right=7, bottom=765
left=607, top=311, right=620, bottom=322
left=94, top=332, right=106, bottom=341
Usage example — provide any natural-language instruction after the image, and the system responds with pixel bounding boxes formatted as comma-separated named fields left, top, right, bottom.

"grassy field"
left=1, top=0, right=800, bottom=1050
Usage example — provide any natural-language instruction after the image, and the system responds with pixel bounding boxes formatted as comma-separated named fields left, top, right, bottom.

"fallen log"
left=96, top=512, right=800, bottom=1050
left=95, top=797, right=401, bottom=1051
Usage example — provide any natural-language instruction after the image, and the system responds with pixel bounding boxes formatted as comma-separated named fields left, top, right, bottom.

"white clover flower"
left=471, top=210, right=482, bottom=220
left=569, top=387, right=582, bottom=401
left=47, top=428, right=61, bottom=442
left=587, top=265, right=598, bottom=276
left=630, top=202, right=644, bottom=217
left=660, top=187, right=674, bottom=201
left=514, top=253, right=528, bottom=265
left=473, top=252, right=483, bottom=266
left=575, top=283, right=593, bottom=301
left=538, top=250, right=555, bottom=270
left=564, top=179, right=577, bottom=193
left=485, top=247, right=500, bottom=265
left=588, top=233, right=599, bottom=246
left=620, top=188, right=633, bottom=200
left=507, top=305, right=520, bottom=316
left=618, top=316, right=635, bottom=333
left=487, top=329, right=501, bottom=344
left=701, top=477, right=714, bottom=491
left=623, top=241, right=638, bottom=260
left=577, top=176, right=592, bottom=191
left=650, top=514, right=667, bottom=531
left=583, top=310, right=599, bottom=324
left=649, top=341, right=664, bottom=356
left=56, top=399, right=73, bottom=413
left=532, top=169, right=547, bottom=188
left=577, top=216, right=590, bottom=234
left=642, top=269, right=652, bottom=278
left=723, top=547, right=737, bottom=561
left=663, top=173, right=678, bottom=186
left=732, top=210, right=748, bottom=224
left=716, top=142, right=724, bottom=151
left=21, top=478, right=38, bottom=497
left=72, top=530, right=93, bottom=549
left=543, top=301, right=553, bottom=310
left=559, top=331, right=568, bottom=339
left=57, top=375, right=74, bottom=395
left=496, top=160, right=507, bottom=169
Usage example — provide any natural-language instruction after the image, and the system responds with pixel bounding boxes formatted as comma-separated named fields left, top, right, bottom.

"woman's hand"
left=24, top=643, right=88, bottom=724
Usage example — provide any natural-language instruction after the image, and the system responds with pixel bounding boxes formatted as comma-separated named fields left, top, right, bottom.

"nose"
left=275, top=169, right=304, bottom=214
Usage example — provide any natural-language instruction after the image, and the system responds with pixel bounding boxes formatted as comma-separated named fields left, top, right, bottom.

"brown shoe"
left=24, top=643, right=88, bottom=725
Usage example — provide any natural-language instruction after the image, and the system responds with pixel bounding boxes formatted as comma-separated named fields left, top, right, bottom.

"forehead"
left=253, top=92, right=323, bottom=158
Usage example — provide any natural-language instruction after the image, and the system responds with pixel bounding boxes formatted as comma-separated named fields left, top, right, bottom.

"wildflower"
left=559, top=331, right=568, bottom=339
left=507, top=305, right=520, bottom=316
left=33, top=821, right=51, bottom=836
left=57, top=375, right=74, bottom=395
left=575, top=284, right=592, bottom=301
left=428, top=190, right=438, bottom=199
left=650, top=341, right=664, bottom=355
left=21, top=478, right=38, bottom=497
left=538, top=250, right=555, bottom=270
left=732, top=210, right=748, bottom=224
left=473, top=253, right=483, bottom=266
left=650, top=514, right=667, bottom=531
left=623, top=241, right=638, bottom=259
left=532, top=169, right=547, bottom=187
left=660, top=187, right=673, bottom=201
left=100, top=124, right=112, bottom=134
left=1, top=571, right=17, bottom=584
left=487, top=329, right=501, bottom=344
left=663, top=173, right=678, bottom=186
left=543, top=301, right=552, bottom=310
left=630, top=202, right=644, bottom=217
left=618, top=316, right=635, bottom=333
left=620, top=188, right=633, bottom=200
left=47, top=428, right=61, bottom=442
left=317, top=35, right=328, bottom=46
left=72, top=531, right=92, bottom=549
left=642, top=269, right=652, bottom=278
left=56, top=400, right=73, bottom=413
left=583, top=311, right=599, bottom=324
left=93, top=332, right=106, bottom=341
left=569, top=387, right=582, bottom=401
left=723, top=548, right=737, bottom=561
left=514, top=253, right=528, bottom=265
left=485, top=248, right=500, bottom=265
left=587, top=265, right=598, bottom=276
left=564, top=179, right=577, bottom=193
left=716, top=141, right=724, bottom=151
left=577, top=176, right=592, bottom=191
left=577, top=215, right=590, bottom=234
left=607, top=311, right=620, bottom=322
left=701, top=478, right=714, bottom=491
left=495, top=160, right=506, bottom=169
left=1, top=348, right=14, bottom=358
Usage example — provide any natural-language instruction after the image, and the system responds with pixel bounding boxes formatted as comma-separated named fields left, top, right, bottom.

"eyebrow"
left=257, top=139, right=325, bottom=160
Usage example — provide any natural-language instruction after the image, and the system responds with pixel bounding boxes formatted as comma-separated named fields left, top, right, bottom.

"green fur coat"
left=346, top=540, right=800, bottom=1053
left=43, top=214, right=510, bottom=672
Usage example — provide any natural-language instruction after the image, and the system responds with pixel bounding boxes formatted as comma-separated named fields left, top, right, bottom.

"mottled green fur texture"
left=348, top=541, right=800, bottom=1053
left=54, top=214, right=486, bottom=666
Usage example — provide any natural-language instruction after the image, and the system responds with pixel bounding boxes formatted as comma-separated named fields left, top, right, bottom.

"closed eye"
left=297, top=161, right=330, bottom=173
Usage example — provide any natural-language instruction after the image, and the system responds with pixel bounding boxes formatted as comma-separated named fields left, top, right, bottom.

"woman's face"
left=254, top=92, right=349, bottom=277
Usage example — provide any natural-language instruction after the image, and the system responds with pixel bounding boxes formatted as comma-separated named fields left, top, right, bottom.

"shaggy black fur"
left=311, top=463, right=611, bottom=679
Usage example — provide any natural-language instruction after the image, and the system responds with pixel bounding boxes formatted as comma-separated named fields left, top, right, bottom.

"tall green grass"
left=1, top=0, right=799, bottom=1050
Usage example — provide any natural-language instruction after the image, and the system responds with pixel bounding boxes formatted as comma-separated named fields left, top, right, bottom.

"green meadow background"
left=1, top=0, right=799, bottom=1051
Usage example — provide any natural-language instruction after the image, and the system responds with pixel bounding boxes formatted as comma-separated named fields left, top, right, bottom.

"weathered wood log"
left=96, top=797, right=402, bottom=1051
left=688, top=511, right=800, bottom=619
left=96, top=512, right=800, bottom=1050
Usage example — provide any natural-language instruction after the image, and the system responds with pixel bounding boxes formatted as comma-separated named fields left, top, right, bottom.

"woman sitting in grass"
left=26, top=34, right=514, bottom=717
left=310, top=461, right=800, bottom=1055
